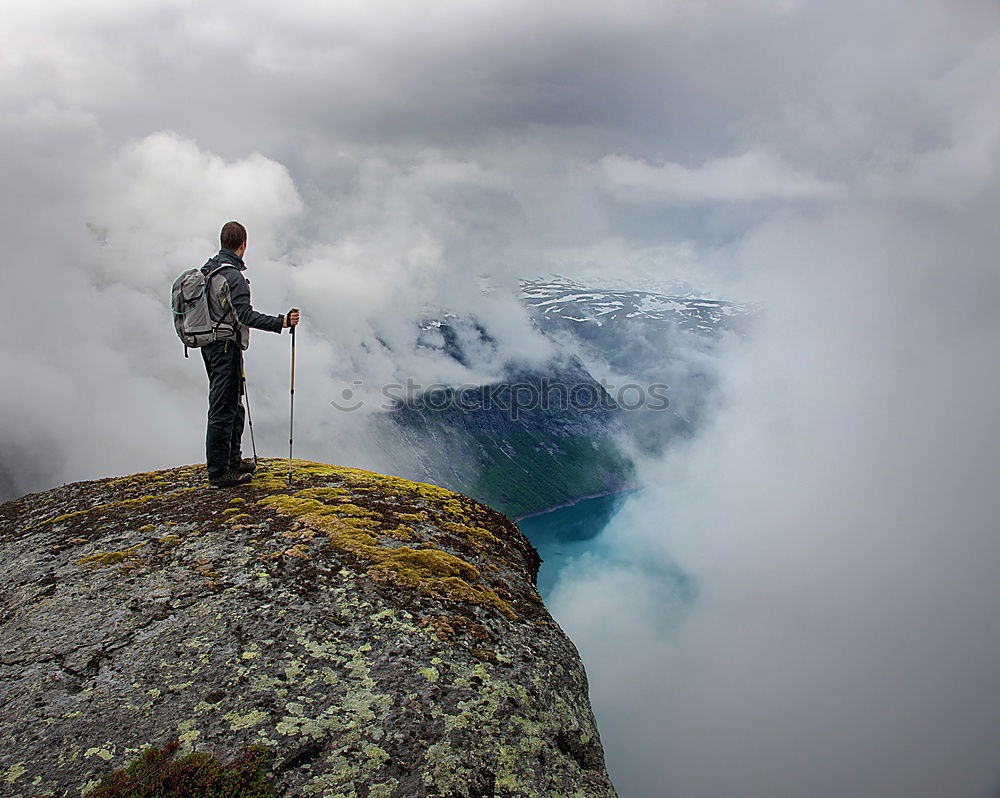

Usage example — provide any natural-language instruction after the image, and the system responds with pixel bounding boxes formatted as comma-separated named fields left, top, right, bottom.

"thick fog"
left=2, top=1, right=999, bottom=795
left=551, top=199, right=1000, bottom=797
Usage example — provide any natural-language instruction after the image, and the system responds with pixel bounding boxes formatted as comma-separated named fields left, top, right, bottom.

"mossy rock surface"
left=0, top=459, right=616, bottom=797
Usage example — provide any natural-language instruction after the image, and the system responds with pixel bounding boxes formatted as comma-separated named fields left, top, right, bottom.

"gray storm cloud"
left=2, top=0, right=1000, bottom=796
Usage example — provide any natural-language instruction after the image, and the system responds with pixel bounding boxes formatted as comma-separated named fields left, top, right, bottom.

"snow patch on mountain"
left=519, top=274, right=753, bottom=335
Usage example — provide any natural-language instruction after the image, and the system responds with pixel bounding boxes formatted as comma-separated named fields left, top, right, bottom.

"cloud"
left=550, top=197, right=1000, bottom=797
left=96, top=131, right=304, bottom=283
left=865, top=33, right=1000, bottom=206
left=600, top=150, right=840, bottom=203
left=115, top=133, right=302, bottom=239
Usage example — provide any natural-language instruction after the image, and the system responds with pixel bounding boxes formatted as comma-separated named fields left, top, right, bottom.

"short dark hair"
left=220, top=221, right=247, bottom=251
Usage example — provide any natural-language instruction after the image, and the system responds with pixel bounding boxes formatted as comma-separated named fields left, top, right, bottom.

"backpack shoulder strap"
left=205, top=263, right=231, bottom=279
left=205, top=263, right=241, bottom=327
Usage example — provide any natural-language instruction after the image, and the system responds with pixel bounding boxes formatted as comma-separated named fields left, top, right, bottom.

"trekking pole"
left=288, top=320, right=296, bottom=485
left=242, top=365, right=258, bottom=467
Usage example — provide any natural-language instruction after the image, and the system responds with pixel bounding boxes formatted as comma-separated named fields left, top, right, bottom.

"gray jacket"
left=200, top=249, right=285, bottom=345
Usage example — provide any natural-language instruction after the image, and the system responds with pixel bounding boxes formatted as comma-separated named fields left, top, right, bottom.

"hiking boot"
left=229, top=458, right=257, bottom=474
left=209, top=470, right=253, bottom=488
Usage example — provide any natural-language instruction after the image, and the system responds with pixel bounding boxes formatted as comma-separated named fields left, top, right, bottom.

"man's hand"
left=283, top=308, right=300, bottom=328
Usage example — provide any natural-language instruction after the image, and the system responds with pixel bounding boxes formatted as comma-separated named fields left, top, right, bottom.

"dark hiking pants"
left=201, top=339, right=245, bottom=480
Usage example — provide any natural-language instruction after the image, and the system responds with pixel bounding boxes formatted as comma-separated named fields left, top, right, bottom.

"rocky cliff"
left=0, top=459, right=617, bottom=797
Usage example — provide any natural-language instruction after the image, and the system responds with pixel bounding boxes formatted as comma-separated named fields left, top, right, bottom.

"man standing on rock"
left=201, top=221, right=299, bottom=488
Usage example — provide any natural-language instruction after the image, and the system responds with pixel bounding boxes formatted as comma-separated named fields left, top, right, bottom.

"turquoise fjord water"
left=516, top=490, right=638, bottom=598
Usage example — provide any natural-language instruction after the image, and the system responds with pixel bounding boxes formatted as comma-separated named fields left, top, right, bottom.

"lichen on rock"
left=0, top=458, right=617, bottom=797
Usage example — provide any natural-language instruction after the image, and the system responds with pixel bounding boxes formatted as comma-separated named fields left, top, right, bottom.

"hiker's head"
left=220, top=221, right=247, bottom=257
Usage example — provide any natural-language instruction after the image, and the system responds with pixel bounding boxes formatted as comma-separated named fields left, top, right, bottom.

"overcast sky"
left=2, top=1, right=1000, bottom=796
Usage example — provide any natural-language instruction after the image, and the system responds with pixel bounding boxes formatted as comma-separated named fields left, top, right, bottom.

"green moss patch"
left=256, top=479, right=517, bottom=620
left=87, top=739, right=272, bottom=797
left=79, top=542, right=149, bottom=566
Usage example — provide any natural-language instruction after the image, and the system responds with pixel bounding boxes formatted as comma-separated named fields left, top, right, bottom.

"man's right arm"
left=226, top=270, right=284, bottom=333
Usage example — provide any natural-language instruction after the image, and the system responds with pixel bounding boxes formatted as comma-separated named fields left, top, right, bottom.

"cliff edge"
left=0, top=459, right=617, bottom=797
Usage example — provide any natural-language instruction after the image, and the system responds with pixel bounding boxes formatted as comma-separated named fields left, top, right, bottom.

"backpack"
left=170, top=264, right=241, bottom=356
